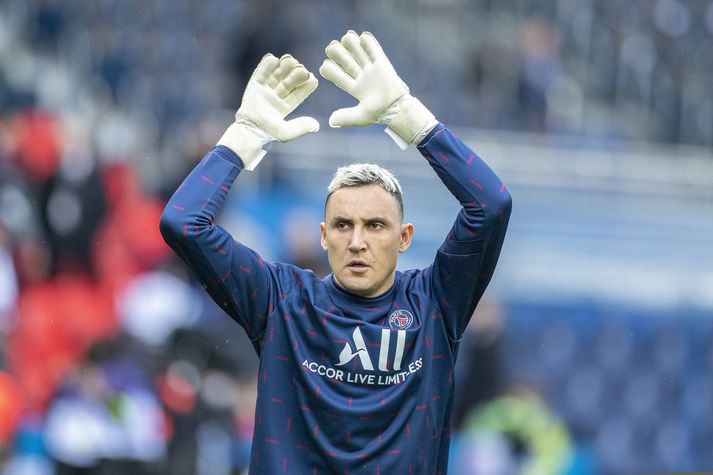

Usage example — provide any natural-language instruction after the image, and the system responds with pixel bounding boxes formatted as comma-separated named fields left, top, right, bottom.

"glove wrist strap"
left=384, top=96, right=438, bottom=150
left=216, top=119, right=273, bottom=171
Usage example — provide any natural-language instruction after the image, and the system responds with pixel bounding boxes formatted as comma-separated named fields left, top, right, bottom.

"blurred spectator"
left=0, top=371, right=23, bottom=452
left=38, top=125, right=106, bottom=276
left=25, top=0, right=67, bottom=55
left=91, top=162, right=170, bottom=293
left=8, top=274, right=116, bottom=410
left=0, top=224, right=18, bottom=334
left=452, top=298, right=506, bottom=430
left=159, top=328, right=256, bottom=475
left=516, top=18, right=563, bottom=133
left=44, top=338, right=165, bottom=475
left=454, top=384, right=577, bottom=475
left=2, top=414, right=54, bottom=475
left=281, top=206, right=329, bottom=278
left=117, top=270, right=200, bottom=348
left=10, top=110, right=61, bottom=185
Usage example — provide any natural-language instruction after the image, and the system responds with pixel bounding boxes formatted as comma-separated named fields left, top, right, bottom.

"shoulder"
left=397, top=268, right=431, bottom=293
left=266, top=261, right=321, bottom=288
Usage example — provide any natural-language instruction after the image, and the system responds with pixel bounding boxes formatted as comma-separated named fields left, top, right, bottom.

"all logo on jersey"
left=388, top=309, right=414, bottom=329
left=301, top=326, right=423, bottom=386
left=336, top=327, right=406, bottom=371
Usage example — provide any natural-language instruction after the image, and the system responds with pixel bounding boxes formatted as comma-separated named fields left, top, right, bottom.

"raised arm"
left=159, top=54, right=319, bottom=350
left=419, top=125, right=511, bottom=340
left=319, top=31, right=511, bottom=340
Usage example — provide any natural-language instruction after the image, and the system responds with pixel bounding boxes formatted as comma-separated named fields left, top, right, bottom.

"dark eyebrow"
left=329, top=216, right=352, bottom=225
left=329, top=216, right=391, bottom=225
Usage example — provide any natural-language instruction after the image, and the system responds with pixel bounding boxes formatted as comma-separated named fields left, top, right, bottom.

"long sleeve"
left=159, top=146, right=296, bottom=352
left=417, top=124, right=512, bottom=341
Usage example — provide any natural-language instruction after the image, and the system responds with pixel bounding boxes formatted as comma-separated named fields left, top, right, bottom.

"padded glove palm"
left=319, top=31, right=437, bottom=148
left=218, top=54, right=319, bottom=170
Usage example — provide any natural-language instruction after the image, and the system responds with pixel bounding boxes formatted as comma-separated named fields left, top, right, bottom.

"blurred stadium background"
left=0, top=0, right=712, bottom=474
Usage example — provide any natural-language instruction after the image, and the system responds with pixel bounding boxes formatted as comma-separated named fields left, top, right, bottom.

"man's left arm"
left=318, top=31, right=512, bottom=341
left=417, top=124, right=512, bottom=340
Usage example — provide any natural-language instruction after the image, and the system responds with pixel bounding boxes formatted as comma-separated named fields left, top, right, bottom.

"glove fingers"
left=341, top=30, right=370, bottom=67
left=275, top=65, right=310, bottom=98
left=251, top=54, right=280, bottom=85
left=325, top=41, right=361, bottom=79
left=266, top=54, right=299, bottom=88
left=283, top=72, right=319, bottom=110
left=360, top=32, right=385, bottom=62
left=276, top=116, right=320, bottom=142
left=319, top=59, right=355, bottom=94
left=329, top=106, right=369, bottom=128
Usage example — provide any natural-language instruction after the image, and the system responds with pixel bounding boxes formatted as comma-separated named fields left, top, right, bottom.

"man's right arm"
left=159, top=145, right=286, bottom=347
left=160, top=53, right=320, bottom=350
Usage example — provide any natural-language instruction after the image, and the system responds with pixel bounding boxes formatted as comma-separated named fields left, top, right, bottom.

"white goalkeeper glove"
left=218, top=53, right=319, bottom=170
left=319, top=30, right=438, bottom=149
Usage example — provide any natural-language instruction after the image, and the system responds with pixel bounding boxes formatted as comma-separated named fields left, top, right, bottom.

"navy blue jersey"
left=160, top=124, right=511, bottom=474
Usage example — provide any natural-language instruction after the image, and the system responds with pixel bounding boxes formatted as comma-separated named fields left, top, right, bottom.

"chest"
left=259, top=294, right=452, bottom=388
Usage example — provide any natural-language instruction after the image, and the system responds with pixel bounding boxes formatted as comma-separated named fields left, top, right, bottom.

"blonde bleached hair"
left=325, top=163, right=403, bottom=217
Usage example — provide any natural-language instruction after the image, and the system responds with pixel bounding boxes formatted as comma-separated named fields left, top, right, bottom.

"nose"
left=347, top=227, right=367, bottom=252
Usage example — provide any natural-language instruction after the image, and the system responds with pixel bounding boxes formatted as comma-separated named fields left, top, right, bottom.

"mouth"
left=346, top=260, right=370, bottom=273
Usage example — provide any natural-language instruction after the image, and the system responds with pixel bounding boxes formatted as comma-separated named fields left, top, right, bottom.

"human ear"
left=399, top=223, right=414, bottom=253
left=320, top=222, right=328, bottom=251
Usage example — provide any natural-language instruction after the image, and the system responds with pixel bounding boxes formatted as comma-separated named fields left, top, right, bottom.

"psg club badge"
left=388, top=309, right=414, bottom=330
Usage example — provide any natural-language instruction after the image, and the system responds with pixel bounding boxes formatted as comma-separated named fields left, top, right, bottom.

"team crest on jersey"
left=388, top=309, right=414, bottom=329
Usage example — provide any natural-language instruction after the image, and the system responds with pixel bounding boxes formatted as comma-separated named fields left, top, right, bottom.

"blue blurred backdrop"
left=0, top=1, right=712, bottom=474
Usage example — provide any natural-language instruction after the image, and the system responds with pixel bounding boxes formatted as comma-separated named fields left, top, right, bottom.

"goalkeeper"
left=161, top=30, right=511, bottom=475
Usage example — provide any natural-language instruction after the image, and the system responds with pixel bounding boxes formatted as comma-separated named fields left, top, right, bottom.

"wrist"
left=384, top=96, right=438, bottom=149
left=216, top=120, right=272, bottom=171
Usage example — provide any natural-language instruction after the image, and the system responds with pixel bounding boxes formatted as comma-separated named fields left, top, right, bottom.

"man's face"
left=321, top=184, right=413, bottom=298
